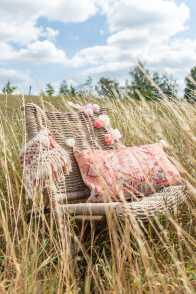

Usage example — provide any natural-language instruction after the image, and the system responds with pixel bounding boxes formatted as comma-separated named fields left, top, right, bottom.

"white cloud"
left=0, top=0, right=97, bottom=45
left=145, top=39, right=196, bottom=73
left=108, top=28, right=149, bottom=47
left=0, top=0, right=97, bottom=65
left=17, top=41, right=68, bottom=64
left=0, top=40, right=68, bottom=65
left=43, top=0, right=97, bottom=23
left=0, top=20, right=41, bottom=45
left=0, top=0, right=195, bottom=92
left=100, top=0, right=189, bottom=35
left=0, top=0, right=98, bottom=23
left=72, top=45, right=121, bottom=67
left=70, top=0, right=195, bottom=86
left=0, top=1, right=42, bottom=45
left=0, top=68, right=31, bottom=87
left=0, top=43, right=17, bottom=60
left=83, top=61, right=134, bottom=76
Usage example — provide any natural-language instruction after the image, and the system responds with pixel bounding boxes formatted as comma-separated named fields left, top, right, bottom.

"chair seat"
left=59, top=185, right=187, bottom=220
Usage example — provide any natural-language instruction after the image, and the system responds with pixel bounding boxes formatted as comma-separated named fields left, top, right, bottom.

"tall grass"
left=0, top=94, right=195, bottom=293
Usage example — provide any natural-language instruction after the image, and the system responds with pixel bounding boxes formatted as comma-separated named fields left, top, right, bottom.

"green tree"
left=69, top=85, right=76, bottom=96
left=45, top=83, right=54, bottom=97
left=127, top=64, right=153, bottom=100
left=59, top=80, right=69, bottom=96
left=95, top=77, right=120, bottom=98
left=152, top=72, right=178, bottom=98
left=59, top=80, right=76, bottom=96
left=127, top=63, right=178, bottom=100
left=184, top=66, right=196, bottom=102
left=2, top=81, right=17, bottom=95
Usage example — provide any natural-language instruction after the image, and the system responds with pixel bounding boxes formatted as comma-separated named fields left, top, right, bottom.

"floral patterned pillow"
left=74, top=143, right=182, bottom=202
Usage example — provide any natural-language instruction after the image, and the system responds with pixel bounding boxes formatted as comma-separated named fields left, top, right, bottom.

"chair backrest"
left=25, top=103, right=115, bottom=202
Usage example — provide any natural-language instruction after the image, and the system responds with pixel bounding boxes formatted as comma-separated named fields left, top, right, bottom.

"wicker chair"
left=25, top=103, right=187, bottom=221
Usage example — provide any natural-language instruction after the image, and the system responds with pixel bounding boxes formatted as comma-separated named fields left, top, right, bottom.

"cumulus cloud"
left=70, top=0, right=195, bottom=85
left=0, top=0, right=195, bottom=90
left=0, top=68, right=31, bottom=88
left=0, top=0, right=97, bottom=45
left=17, top=41, right=68, bottom=64
left=0, top=40, right=68, bottom=65
left=43, top=0, right=97, bottom=23
left=0, top=43, right=17, bottom=60
left=0, top=0, right=98, bottom=66
left=101, top=0, right=189, bottom=35
left=0, top=20, right=41, bottom=45
left=0, top=0, right=98, bottom=23
left=72, top=45, right=122, bottom=67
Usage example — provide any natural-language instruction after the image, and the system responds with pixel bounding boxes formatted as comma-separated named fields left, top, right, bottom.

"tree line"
left=1, top=64, right=196, bottom=102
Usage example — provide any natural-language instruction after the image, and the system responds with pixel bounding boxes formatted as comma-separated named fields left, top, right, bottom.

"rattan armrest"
left=59, top=185, right=187, bottom=220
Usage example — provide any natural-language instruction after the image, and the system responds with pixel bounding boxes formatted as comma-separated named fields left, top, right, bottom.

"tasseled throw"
left=20, top=128, right=72, bottom=199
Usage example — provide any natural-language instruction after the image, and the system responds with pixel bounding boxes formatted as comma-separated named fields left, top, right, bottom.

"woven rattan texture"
left=25, top=103, right=115, bottom=201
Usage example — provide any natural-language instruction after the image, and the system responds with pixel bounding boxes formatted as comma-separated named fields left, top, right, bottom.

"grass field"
left=0, top=94, right=195, bottom=293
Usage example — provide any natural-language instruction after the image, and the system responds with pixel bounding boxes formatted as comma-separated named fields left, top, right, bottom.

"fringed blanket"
left=20, top=128, right=72, bottom=199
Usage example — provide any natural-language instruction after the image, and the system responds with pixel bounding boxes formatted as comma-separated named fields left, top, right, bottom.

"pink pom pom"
left=94, top=119, right=104, bottom=129
left=104, top=133, right=113, bottom=145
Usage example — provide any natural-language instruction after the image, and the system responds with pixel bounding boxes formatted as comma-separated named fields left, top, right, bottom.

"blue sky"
left=0, top=0, right=195, bottom=94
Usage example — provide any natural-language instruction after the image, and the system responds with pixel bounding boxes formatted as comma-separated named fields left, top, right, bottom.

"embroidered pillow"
left=74, top=143, right=182, bottom=202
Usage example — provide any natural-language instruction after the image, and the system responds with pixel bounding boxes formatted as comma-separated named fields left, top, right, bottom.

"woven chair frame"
left=25, top=103, right=187, bottom=220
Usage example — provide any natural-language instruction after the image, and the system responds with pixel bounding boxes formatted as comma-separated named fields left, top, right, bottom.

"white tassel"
left=65, top=137, right=76, bottom=148
left=111, top=128, right=122, bottom=141
left=160, top=139, right=170, bottom=149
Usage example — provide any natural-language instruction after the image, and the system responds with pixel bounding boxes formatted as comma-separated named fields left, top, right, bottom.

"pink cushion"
left=74, top=143, right=182, bottom=202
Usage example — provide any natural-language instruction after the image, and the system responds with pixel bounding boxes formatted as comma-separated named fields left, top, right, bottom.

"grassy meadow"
left=0, top=94, right=195, bottom=293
